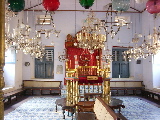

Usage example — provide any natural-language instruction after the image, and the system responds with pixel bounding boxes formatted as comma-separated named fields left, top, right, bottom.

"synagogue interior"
left=1, top=0, right=160, bottom=120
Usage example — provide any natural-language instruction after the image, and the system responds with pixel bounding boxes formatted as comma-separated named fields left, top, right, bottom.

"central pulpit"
left=64, top=34, right=111, bottom=106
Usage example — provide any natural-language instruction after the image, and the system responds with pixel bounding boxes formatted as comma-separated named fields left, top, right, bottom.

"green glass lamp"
left=79, top=0, right=95, bottom=9
left=8, top=0, right=25, bottom=12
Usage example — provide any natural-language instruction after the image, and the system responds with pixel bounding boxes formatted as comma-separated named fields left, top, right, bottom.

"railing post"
left=0, top=0, right=5, bottom=120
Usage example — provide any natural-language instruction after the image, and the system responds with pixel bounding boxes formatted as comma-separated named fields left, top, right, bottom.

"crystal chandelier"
left=102, top=47, right=113, bottom=62
left=36, top=11, right=61, bottom=39
left=76, top=12, right=106, bottom=53
left=123, top=27, right=160, bottom=60
left=58, top=49, right=69, bottom=62
left=5, top=9, right=45, bottom=58
left=104, top=3, right=131, bottom=39
left=5, top=2, right=61, bottom=58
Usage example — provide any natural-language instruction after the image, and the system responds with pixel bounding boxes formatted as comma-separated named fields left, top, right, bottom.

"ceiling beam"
left=24, top=9, right=141, bottom=13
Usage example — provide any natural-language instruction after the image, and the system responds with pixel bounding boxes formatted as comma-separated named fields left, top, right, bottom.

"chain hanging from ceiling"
left=104, top=3, right=131, bottom=39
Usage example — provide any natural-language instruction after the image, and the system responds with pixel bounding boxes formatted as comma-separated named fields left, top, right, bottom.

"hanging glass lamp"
left=146, top=0, right=160, bottom=14
left=112, top=0, right=131, bottom=11
left=79, top=0, right=95, bottom=9
left=8, top=0, right=25, bottom=12
left=43, top=0, right=60, bottom=11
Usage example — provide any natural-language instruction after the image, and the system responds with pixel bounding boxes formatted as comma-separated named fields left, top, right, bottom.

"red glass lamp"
left=146, top=0, right=160, bottom=14
left=43, top=0, right=60, bottom=11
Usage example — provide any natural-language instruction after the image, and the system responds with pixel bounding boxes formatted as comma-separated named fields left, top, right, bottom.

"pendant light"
left=8, top=0, right=25, bottom=12
left=43, top=0, right=60, bottom=11
left=112, top=0, right=131, bottom=11
left=135, top=0, right=148, bottom=4
left=79, top=0, right=95, bottom=9
left=146, top=0, right=160, bottom=14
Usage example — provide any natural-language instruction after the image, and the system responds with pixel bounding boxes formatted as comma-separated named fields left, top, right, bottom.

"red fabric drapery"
left=67, top=47, right=100, bottom=69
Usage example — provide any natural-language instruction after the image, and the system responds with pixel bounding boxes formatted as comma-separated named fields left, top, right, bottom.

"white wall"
left=141, top=11, right=160, bottom=90
left=15, top=50, right=23, bottom=89
left=3, top=64, right=15, bottom=87
left=5, top=9, right=151, bottom=89
left=153, top=52, right=160, bottom=88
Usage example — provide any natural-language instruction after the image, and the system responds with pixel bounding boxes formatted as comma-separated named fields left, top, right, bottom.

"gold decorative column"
left=65, top=77, right=79, bottom=106
left=0, top=0, right=5, bottom=119
left=102, top=78, right=111, bottom=104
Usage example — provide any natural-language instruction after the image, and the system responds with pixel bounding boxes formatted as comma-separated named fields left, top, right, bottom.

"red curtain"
left=67, top=47, right=100, bottom=69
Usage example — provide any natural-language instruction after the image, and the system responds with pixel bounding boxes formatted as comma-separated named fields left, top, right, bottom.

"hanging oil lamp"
left=43, top=0, right=60, bottom=11
left=79, top=0, right=95, bottom=9
left=146, top=0, right=160, bottom=14
left=8, top=0, right=25, bottom=13
left=112, top=0, right=131, bottom=11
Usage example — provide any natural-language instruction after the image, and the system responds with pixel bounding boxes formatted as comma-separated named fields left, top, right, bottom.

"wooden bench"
left=3, top=88, right=26, bottom=105
left=76, top=96, right=127, bottom=120
left=23, top=80, right=62, bottom=95
left=141, top=89, right=160, bottom=104
left=111, top=87, right=143, bottom=96
left=110, top=81, right=144, bottom=96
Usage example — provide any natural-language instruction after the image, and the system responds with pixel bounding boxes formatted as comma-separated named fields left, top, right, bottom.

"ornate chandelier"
left=58, top=49, right=69, bottom=62
left=123, top=27, right=160, bottom=60
left=5, top=8, right=45, bottom=58
left=36, top=11, right=61, bottom=39
left=5, top=0, right=61, bottom=58
left=102, top=47, right=113, bottom=62
left=76, top=12, right=106, bottom=53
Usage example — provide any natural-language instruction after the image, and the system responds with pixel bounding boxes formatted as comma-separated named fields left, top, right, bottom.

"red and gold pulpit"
left=64, top=34, right=111, bottom=105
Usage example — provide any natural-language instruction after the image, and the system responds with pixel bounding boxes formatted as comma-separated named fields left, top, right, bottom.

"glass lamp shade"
left=135, top=0, right=148, bottom=4
left=112, top=0, right=130, bottom=11
left=43, top=0, right=60, bottom=11
left=79, top=0, right=95, bottom=9
left=146, top=0, right=160, bottom=14
left=8, top=0, right=25, bottom=12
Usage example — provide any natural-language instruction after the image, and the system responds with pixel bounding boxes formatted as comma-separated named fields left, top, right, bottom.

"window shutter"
left=35, top=47, right=54, bottom=78
left=112, top=48, right=129, bottom=78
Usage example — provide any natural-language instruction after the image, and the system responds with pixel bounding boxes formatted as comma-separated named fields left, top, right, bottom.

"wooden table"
left=109, top=98, right=125, bottom=113
left=76, top=101, right=95, bottom=112
left=76, top=112, right=96, bottom=120
left=77, top=98, right=125, bottom=113
left=84, top=93, right=102, bottom=101
left=55, top=98, right=75, bottom=120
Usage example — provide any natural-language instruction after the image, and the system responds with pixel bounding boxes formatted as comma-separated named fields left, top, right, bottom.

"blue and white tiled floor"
left=113, top=96, right=160, bottom=120
left=4, top=96, right=160, bottom=120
